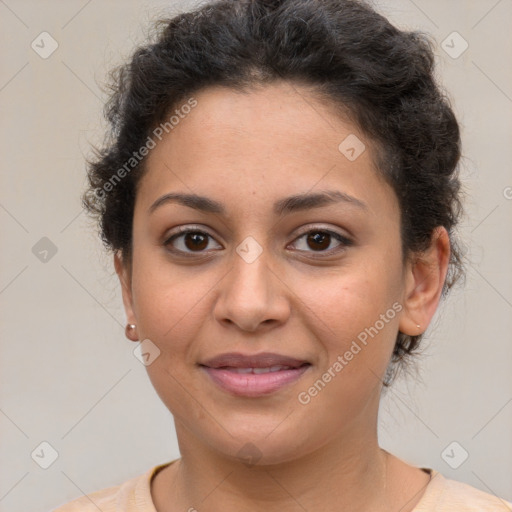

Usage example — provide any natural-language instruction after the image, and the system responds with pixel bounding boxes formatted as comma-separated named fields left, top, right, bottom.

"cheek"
left=294, top=274, right=401, bottom=425
left=299, top=257, right=401, bottom=339
left=295, top=257, right=402, bottom=398
left=130, top=246, right=210, bottom=356
left=130, top=258, right=213, bottom=420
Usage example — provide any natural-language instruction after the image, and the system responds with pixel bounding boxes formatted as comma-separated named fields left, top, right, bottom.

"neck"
left=164, top=420, right=391, bottom=512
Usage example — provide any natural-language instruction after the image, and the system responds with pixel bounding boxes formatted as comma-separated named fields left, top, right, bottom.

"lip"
left=199, top=352, right=311, bottom=397
left=200, top=351, right=309, bottom=369
left=200, top=365, right=311, bottom=397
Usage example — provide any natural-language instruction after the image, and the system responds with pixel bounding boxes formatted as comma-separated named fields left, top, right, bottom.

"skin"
left=115, top=81, right=450, bottom=512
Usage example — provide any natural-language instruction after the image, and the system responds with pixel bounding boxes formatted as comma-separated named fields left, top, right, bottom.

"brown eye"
left=306, top=232, right=331, bottom=251
left=183, top=232, right=208, bottom=251
left=291, top=229, right=352, bottom=254
left=164, top=229, right=222, bottom=254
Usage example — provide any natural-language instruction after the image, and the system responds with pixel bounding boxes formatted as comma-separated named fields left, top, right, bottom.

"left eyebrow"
left=147, top=190, right=367, bottom=216
left=273, top=190, right=367, bottom=215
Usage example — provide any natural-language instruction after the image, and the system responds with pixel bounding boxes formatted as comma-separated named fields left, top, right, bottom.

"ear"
left=114, top=251, right=137, bottom=339
left=399, top=226, right=451, bottom=336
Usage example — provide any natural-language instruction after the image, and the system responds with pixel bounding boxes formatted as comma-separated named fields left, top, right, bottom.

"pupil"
left=185, top=233, right=207, bottom=251
left=308, top=232, right=329, bottom=251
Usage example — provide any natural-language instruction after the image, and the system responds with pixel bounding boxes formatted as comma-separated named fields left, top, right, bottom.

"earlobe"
left=398, top=226, right=451, bottom=336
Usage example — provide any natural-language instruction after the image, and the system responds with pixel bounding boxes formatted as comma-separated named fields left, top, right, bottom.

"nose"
left=213, top=247, right=291, bottom=333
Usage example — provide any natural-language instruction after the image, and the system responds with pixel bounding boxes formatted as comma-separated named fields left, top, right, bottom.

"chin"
left=203, top=423, right=318, bottom=468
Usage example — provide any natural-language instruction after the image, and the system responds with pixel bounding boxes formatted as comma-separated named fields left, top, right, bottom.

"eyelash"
left=163, top=225, right=353, bottom=257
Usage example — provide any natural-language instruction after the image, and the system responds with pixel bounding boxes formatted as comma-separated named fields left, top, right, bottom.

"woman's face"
left=117, top=81, right=427, bottom=464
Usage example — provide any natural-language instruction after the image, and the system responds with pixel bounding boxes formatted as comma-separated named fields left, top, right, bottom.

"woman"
left=54, top=0, right=512, bottom=510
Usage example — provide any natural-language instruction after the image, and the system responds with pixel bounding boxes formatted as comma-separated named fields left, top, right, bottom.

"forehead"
left=136, top=82, right=396, bottom=220
left=150, top=82, right=365, bottom=167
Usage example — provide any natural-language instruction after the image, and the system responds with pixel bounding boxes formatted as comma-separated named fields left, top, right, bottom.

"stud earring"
left=125, top=323, right=138, bottom=342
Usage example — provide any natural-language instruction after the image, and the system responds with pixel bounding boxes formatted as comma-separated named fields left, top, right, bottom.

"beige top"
left=52, top=459, right=512, bottom=511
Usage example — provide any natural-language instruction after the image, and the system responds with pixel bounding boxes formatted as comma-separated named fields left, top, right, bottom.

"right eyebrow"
left=148, top=192, right=224, bottom=215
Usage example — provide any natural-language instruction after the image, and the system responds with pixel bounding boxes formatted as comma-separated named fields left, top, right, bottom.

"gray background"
left=0, top=0, right=511, bottom=511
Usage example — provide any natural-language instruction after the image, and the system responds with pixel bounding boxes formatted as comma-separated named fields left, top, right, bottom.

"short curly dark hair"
left=83, top=0, right=465, bottom=386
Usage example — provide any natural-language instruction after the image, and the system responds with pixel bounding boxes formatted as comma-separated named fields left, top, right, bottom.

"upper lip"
left=200, top=352, right=310, bottom=369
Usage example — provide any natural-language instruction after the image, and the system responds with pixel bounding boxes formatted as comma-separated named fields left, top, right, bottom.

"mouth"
left=200, top=351, right=310, bottom=369
left=210, top=364, right=309, bottom=374
left=198, top=352, right=312, bottom=397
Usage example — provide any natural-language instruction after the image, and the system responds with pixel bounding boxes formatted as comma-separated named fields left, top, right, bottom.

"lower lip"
left=200, top=365, right=311, bottom=397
